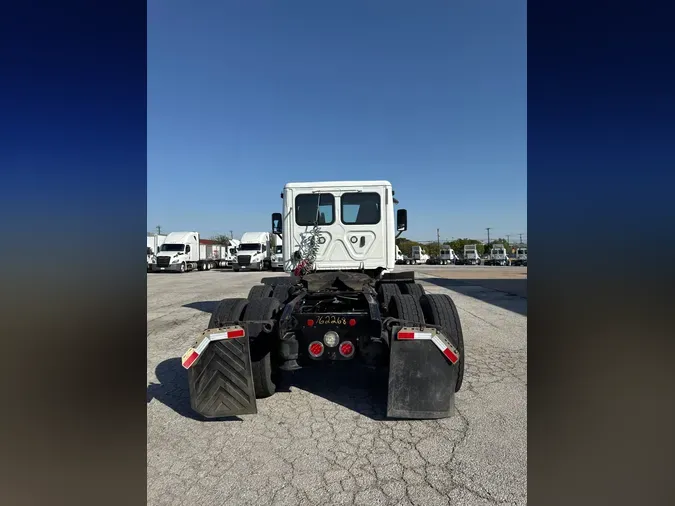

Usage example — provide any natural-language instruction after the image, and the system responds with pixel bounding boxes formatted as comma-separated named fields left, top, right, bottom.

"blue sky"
left=148, top=0, right=526, bottom=243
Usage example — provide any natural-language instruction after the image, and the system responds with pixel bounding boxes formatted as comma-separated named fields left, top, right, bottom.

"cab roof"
left=284, top=180, right=392, bottom=189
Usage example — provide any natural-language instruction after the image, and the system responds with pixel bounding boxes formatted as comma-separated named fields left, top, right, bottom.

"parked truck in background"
left=182, top=179, right=464, bottom=421
left=198, top=240, right=230, bottom=270
left=395, top=245, right=411, bottom=265
left=270, top=237, right=284, bottom=270
left=487, top=244, right=510, bottom=266
left=411, top=245, right=430, bottom=265
left=153, top=231, right=220, bottom=273
left=233, top=232, right=272, bottom=272
left=462, top=244, right=481, bottom=265
left=222, top=239, right=240, bottom=268
left=439, top=246, right=458, bottom=265
left=512, top=247, right=527, bottom=266
left=147, top=234, right=167, bottom=271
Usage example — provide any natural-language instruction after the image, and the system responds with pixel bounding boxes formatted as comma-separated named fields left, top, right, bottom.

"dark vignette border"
left=529, top=2, right=675, bottom=505
left=0, top=2, right=147, bottom=505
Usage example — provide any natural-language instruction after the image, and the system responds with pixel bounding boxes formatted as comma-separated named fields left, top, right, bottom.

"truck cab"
left=395, top=245, right=410, bottom=265
left=489, top=244, right=510, bottom=266
left=154, top=232, right=200, bottom=273
left=513, top=247, right=527, bottom=266
left=463, top=244, right=481, bottom=265
left=439, top=247, right=457, bottom=265
left=234, top=232, right=271, bottom=272
left=270, top=237, right=284, bottom=271
left=276, top=181, right=402, bottom=275
left=411, top=246, right=430, bottom=265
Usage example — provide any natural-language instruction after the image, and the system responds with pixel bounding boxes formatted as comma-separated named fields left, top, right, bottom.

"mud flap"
left=387, top=326, right=459, bottom=419
left=183, top=326, right=258, bottom=418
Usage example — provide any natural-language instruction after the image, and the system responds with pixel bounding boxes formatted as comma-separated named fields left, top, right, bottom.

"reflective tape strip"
left=206, top=327, right=245, bottom=342
left=398, top=330, right=433, bottom=340
left=431, top=335, right=459, bottom=364
left=195, top=336, right=211, bottom=355
left=181, top=348, right=200, bottom=369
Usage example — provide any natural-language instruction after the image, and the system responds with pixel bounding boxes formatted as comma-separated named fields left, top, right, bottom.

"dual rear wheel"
left=386, top=287, right=465, bottom=392
left=207, top=297, right=281, bottom=399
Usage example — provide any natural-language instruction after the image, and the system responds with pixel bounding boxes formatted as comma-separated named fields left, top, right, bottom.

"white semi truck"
left=147, top=234, right=167, bottom=271
left=488, top=243, right=510, bottom=266
left=513, top=246, right=527, bottom=266
left=439, top=246, right=458, bottom=265
left=270, top=237, right=284, bottom=271
left=182, top=180, right=465, bottom=420
left=395, top=245, right=412, bottom=265
left=410, top=245, right=430, bottom=265
left=223, top=239, right=240, bottom=268
left=462, top=244, right=482, bottom=265
left=233, top=232, right=272, bottom=272
left=153, top=231, right=220, bottom=273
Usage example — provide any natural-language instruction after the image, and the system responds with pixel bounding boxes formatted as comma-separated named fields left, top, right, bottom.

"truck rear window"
left=341, top=192, right=381, bottom=225
left=295, top=193, right=335, bottom=226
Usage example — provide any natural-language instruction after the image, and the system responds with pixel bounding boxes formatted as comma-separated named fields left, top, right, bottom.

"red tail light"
left=308, top=341, right=324, bottom=357
left=348, top=318, right=356, bottom=327
left=307, top=319, right=315, bottom=327
left=339, top=341, right=355, bottom=358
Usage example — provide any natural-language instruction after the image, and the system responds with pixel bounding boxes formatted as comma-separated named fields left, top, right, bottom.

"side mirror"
left=272, top=213, right=282, bottom=235
left=397, top=209, right=408, bottom=232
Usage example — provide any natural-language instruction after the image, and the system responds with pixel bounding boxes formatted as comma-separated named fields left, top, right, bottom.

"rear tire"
left=378, top=283, right=402, bottom=313
left=419, top=294, right=465, bottom=392
left=401, top=282, right=425, bottom=301
left=207, top=298, right=249, bottom=328
left=388, top=294, right=425, bottom=326
left=271, top=284, right=291, bottom=303
left=261, top=276, right=299, bottom=286
left=243, top=298, right=282, bottom=398
left=248, top=284, right=273, bottom=300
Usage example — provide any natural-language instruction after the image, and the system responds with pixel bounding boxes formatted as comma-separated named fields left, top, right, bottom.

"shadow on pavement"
left=183, top=301, right=220, bottom=313
left=277, top=362, right=390, bottom=420
left=420, top=277, right=527, bottom=317
left=150, top=357, right=390, bottom=421
left=147, top=357, right=242, bottom=422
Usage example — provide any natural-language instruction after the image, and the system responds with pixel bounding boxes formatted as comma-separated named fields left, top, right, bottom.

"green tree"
left=211, top=234, right=231, bottom=246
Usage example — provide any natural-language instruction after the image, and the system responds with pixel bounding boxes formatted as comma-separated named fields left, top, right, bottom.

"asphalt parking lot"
left=147, top=266, right=527, bottom=505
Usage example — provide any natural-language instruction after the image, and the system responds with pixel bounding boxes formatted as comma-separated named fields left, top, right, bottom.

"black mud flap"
left=184, top=326, right=258, bottom=418
left=387, top=326, right=459, bottom=419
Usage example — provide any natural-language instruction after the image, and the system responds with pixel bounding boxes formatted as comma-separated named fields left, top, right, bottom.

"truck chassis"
left=183, top=271, right=464, bottom=420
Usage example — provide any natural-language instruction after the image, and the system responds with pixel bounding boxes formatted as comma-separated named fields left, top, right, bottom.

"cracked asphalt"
left=147, top=266, right=527, bottom=505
